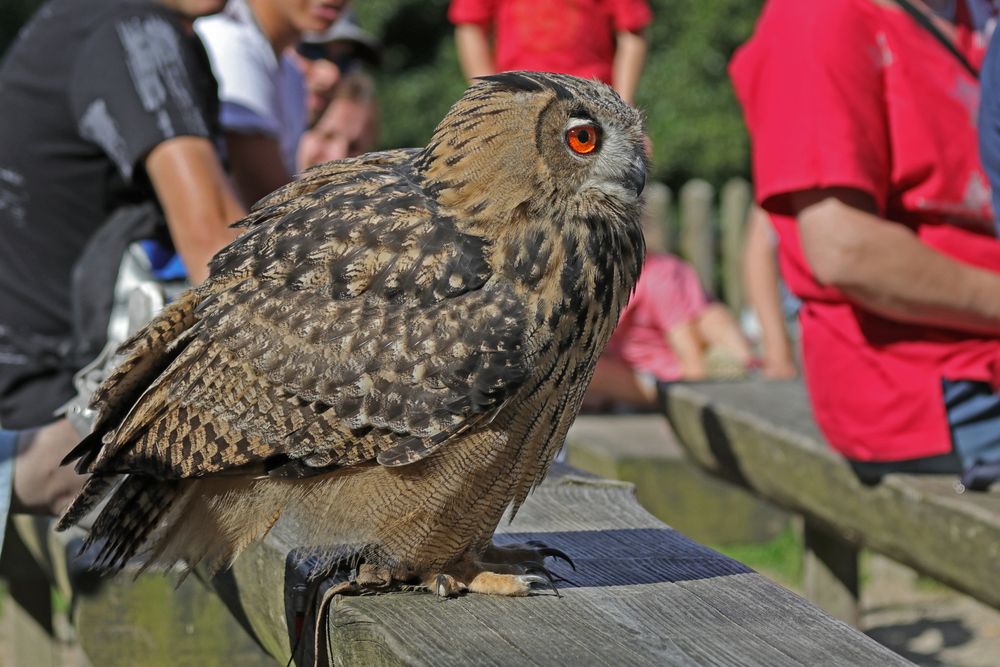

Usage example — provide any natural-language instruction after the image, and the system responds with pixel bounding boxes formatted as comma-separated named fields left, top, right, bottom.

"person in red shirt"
left=731, top=0, right=1000, bottom=487
left=447, top=0, right=652, bottom=105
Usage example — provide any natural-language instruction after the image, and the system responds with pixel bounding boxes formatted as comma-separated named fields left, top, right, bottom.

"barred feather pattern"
left=58, top=72, right=647, bottom=582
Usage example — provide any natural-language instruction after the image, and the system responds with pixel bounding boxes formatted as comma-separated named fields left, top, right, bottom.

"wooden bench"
left=661, top=379, right=1000, bottom=625
left=563, top=414, right=789, bottom=545
left=5, top=463, right=913, bottom=665
left=3, top=514, right=276, bottom=666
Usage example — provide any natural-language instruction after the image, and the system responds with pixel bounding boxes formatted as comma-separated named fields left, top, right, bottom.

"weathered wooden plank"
left=563, top=414, right=789, bottom=544
left=11, top=518, right=279, bottom=667
left=74, top=567, right=278, bottom=667
left=662, top=380, right=1000, bottom=611
left=719, top=178, right=751, bottom=312
left=679, top=179, right=716, bottom=294
left=642, top=181, right=673, bottom=254
left=213, top=464, right=911, bottom=666
left=17, top=449, right=912, bottom=665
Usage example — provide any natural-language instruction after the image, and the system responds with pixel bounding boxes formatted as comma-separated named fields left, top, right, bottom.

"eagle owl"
left=58, top=71, right=646, bottom=597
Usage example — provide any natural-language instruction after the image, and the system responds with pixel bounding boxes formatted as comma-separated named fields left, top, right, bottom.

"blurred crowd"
left=1, top=0, right=999, bottom=536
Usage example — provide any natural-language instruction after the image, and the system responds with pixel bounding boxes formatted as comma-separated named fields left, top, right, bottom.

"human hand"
left=11, top=419, right=88, bottom=517
left=760, top=357, right=798, bottom=380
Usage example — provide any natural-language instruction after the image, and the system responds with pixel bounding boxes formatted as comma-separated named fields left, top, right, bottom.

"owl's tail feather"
left=56, top=474, right=117, bottom=531
left=82, top=475, right=181, bottom=571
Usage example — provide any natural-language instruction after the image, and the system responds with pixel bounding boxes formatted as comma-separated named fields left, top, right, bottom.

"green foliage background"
left=2, top=0, right=764, bottom=188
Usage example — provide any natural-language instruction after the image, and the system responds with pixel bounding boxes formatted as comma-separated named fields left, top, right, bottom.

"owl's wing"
left=239, top=148, right=423, bottom=230
left=85, top=152, right=542, bottom=478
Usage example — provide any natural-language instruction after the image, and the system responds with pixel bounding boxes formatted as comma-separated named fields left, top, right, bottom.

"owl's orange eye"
left=566, top=124, right=599, bottom=155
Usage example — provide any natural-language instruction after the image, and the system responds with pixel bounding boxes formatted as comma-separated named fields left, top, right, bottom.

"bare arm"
left=793, top=188, right=1000, bottom=335
left=454, top=23, right=494, bottom=82
left=146, top=136, right=245, bottom=285
left=224, top=131, right=294, bottom=209
left=667, top=320, right=706, bottom=380
left=584, top=356, right=657, bottom=407
left=694, top=303, right=754, bottom=369
left=742, top=206, right=797, bottom=378
left=612, top=30, right=647, bottom=106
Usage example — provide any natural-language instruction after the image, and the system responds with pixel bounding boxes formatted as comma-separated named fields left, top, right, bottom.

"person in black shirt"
left=0, top=0, right=246, bottom=429
left=0, top=0, right=249, bottom=527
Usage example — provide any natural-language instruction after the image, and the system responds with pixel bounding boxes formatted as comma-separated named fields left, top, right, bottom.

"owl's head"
left=420, top=71, right=647, bottom=224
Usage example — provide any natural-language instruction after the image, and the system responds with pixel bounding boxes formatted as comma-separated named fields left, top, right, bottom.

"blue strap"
left=138, top=239, right=188, bottom=281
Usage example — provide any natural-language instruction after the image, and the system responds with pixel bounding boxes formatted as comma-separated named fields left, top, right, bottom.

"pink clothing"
left=731, top=0, right=1000, bottom=462
left=604, top=254, right=709, bottom=382
left=448, top=0, right=652, bottom=84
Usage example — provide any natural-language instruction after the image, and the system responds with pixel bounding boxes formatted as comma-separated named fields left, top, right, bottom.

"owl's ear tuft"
left=478, top=71, right=576, bottom=102
left=477, top=72, right=545, bottom=94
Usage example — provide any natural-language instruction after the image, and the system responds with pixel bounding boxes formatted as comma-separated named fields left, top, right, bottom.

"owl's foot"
left=483, top=539, right=576, bottom=571
left=319, top=563, right=409, bottom=597
left=424, top=557, right=562, bottom=598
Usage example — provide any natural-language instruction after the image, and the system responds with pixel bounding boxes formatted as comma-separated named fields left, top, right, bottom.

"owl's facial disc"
left=575, top=120, right=646, bottom=202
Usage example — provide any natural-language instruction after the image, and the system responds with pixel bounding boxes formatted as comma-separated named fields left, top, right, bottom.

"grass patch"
left=710, top=525, right=803, bottom=591
left=52, top=587, right=69, bottom=616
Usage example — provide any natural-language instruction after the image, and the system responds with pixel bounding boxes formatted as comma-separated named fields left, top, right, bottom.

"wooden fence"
left=642, top=177, right=753, bottom=315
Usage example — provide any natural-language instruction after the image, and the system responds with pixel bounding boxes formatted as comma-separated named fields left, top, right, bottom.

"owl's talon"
left=523, top=540, right=574, bottom=569
left=485, top=540, right=576, bottom=573
left=540, top=547, right=575, bottom=571
left=524, top=566, right=561, bottom=597
left=429, top=573, right=466, bottom=598
left=516, top=573, right=555, bottom=594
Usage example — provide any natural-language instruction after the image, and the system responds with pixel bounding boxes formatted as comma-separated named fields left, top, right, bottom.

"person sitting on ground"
left=731, top=0, right=1000, bottom=488
left=584, top=253, right=754, bottom=410
left=195, top=0, right=349, bottom=207
left=448, top=0, right=652, bottom=105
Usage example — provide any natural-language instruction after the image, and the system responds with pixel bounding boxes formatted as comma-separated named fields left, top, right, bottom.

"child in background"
left=584, top=253, right=754, bottom=409
left=448, top=0, right=651, bottom=105
left=298, top=70, right=379, bottom=169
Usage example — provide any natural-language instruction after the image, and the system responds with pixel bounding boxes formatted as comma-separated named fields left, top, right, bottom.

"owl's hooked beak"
left=625, top=157, right=646, bottom=197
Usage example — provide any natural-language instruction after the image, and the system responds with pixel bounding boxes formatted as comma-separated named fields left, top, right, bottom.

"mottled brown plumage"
left=58, top=72, right=646, bottom=595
